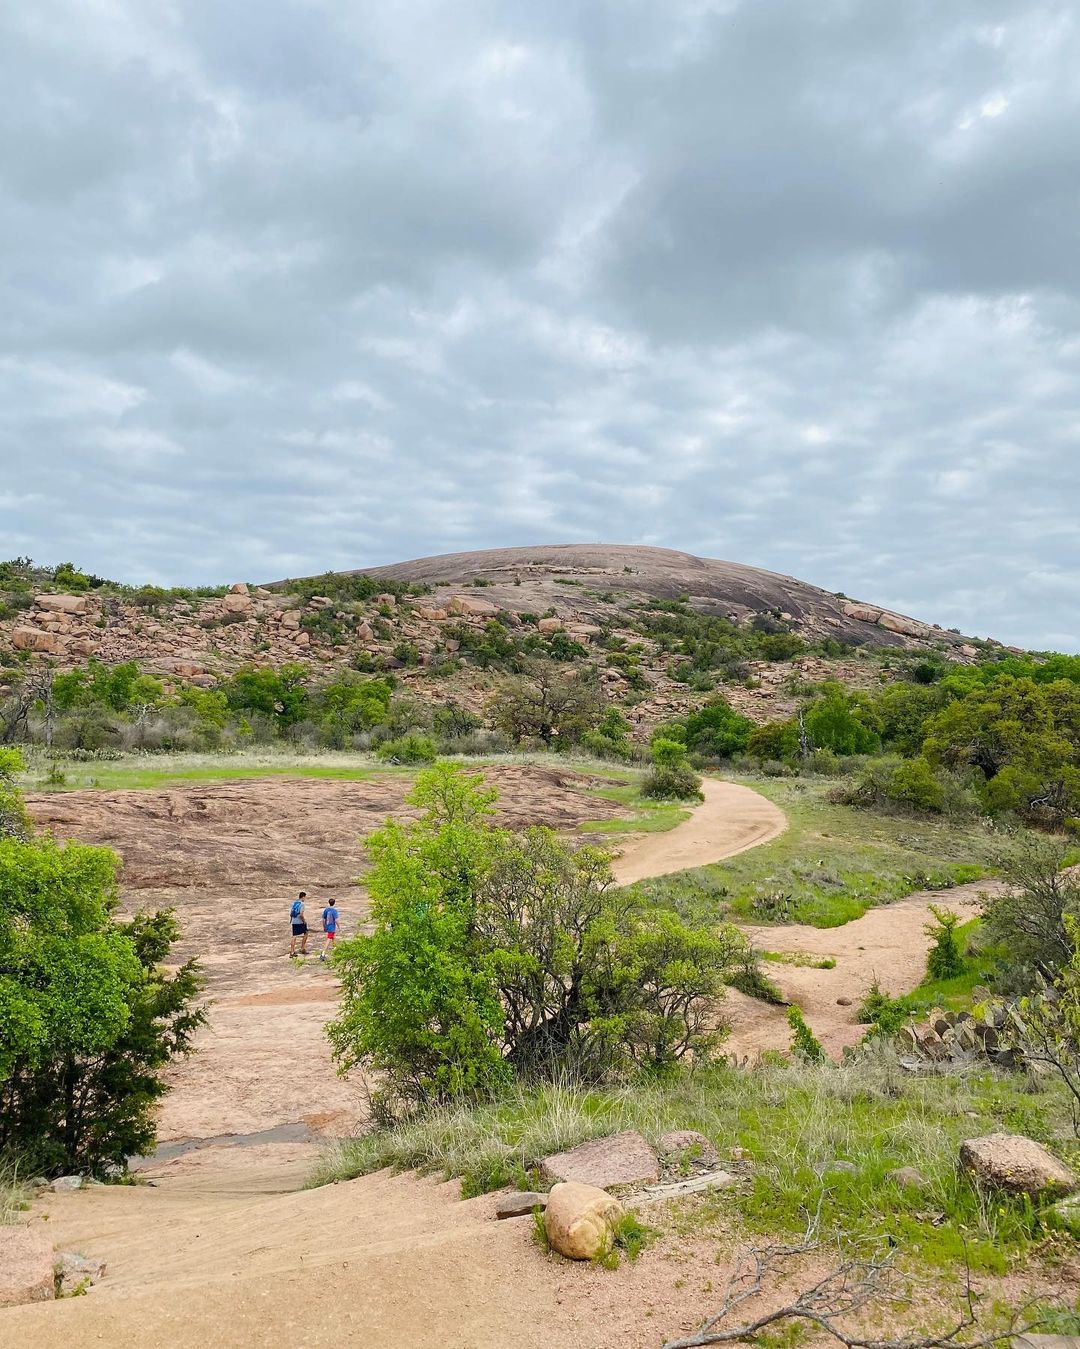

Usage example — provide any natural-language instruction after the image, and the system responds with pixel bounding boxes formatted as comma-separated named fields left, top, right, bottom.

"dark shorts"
left=292, top=922, right=307, bottom=936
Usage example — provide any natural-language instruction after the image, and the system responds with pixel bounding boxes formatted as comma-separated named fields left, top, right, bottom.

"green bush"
left=925, top=906, right=965, bottom=981
left=787, top=1005, right=826, bottom=1062
left=640, top=761, right=703, bottom=802
left=682, top=697, right=754, bottom=760
left=328, top=765, right=745, bottom=1114
left=0, top=787, right=204, bottom=1174
left=375, top=733, right=438, bottom=764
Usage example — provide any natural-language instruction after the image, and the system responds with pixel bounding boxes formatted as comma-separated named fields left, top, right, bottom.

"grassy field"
left=635, top=774, right=1001, bottom=928
left=311, top=1051, right=1078, bottom=1274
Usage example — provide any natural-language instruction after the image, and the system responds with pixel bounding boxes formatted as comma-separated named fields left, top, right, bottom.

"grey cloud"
left=1, top=0, right=1078, bottom=651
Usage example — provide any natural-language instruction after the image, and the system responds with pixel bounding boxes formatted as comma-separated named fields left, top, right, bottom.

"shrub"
left=640, top=761, right=703, bottom=802
left=682, top=697, right=753, bottom=760
left=489, top=660, right=603, bottom=747
left=980, top=835, right=1080, bottom=990
left=803, top=683, right=881, bottom=756
left=375, top=733, right=437, bottom=764
left=0, top=795, right=204, bottom=1174
left=328, top=765, right=745, bottom=1113
left=924, top=906, right=965, bottom=981
left=787, top=1005, right=826, bottom=1062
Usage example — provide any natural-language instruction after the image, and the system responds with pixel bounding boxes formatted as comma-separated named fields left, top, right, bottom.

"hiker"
left=289, top=891, right=309, bottom=957
left=319, top=898, right=340, bottom=962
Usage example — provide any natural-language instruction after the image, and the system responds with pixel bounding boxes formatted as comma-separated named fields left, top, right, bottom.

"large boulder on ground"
left=959, top=1134, right=1077, bottom=1198
left=539, top=1130, right=660, bottom=1189
left=11, top=627, right=68, bottom=654
left=658, top=1130, right=720, bottom=1169
left=543, top=1182, right=624, bottom=1261
left=0, top=1228, right=55, bottom=1307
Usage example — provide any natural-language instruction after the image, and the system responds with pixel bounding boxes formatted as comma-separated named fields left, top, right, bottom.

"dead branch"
left=662, top=1223, right=1048, bottom=1349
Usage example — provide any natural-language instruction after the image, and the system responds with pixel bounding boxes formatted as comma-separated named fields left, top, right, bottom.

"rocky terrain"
left=2, top=545, right=1002, bottom=735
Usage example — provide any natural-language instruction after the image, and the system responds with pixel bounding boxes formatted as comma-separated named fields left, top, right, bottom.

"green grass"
left=579, top=780, right=690, bottom=836
left=762, top=950, right=837, bottom=970
left=311, top=1053, right=1079, bottom=1273
left=0, top=1159, right=32, bottom=1224
left=634, top=775, right=999, bottom=929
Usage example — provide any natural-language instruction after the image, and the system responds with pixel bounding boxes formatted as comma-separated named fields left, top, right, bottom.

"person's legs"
left=290, top=928, right=297, bottom=957
left=300, top=923, right=309, bottom=955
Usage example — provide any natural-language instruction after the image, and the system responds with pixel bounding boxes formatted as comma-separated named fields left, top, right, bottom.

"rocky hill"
left=1, top=545, right=998, bottom=734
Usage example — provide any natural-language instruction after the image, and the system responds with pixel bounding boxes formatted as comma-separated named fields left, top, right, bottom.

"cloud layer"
left=3, top=1, right=1078, bottom=649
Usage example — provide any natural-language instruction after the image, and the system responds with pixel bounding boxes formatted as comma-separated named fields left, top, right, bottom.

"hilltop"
left=0, top=545, right=1003, bottom=737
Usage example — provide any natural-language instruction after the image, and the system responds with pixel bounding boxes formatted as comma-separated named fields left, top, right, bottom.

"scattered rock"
left=0, top=1228, right=55, bottom=1307
left=539, top=1131, right=660, bottom=1190
left=826, top=1160, right=858, bottom=1176
left=227, top=583, right=249, bottom=595
left=222, top=592, right=254, bottom=614
left=658, top=1130, right=720, bottom=1169
left=49, top=1175, right=84, bottom=1193
left=959, top=1134, right=1078, bottom=1198
left=543, top=1182, right=624, bottom=1261
left=12, top=627, right=68, bottom=654
left=836, top=997, right=853, bottom=1007
left=54, top=1250, right=107, bottom=1296
left=537, top=617, right=563, bottom=634
left=495, top=1192, right=547, bottom=1220
left=887, top=1166, right=929, bottom=1191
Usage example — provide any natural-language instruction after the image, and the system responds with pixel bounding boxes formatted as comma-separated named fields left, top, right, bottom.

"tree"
left=0, top=816, right=204, bottom=1173
left=489, top=659, right=603, bottom=746
left=0, top=747, right=29, bottom=840
left=747, top=718, right=799, bottom=763
left=980, top=835, right=1080, bottom=989
left=329, top=765, right=744, bottom=1113
left=222, top=662, right=309, bottom=731
left=682, top=698, right=754, bottom=760
left=802, top=683, right=881, bottom=757
left=924, top=906, right=965, bottom=980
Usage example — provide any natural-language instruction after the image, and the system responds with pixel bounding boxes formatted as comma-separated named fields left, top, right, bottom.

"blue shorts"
left=291, top=922, right=307, bottom=936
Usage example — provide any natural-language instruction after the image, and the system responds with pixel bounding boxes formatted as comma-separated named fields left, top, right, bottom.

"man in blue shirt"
left=319, top=900, right=340, bottom=962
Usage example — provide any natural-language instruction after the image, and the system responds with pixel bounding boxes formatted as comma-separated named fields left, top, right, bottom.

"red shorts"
left=324, top=929, right=337, bottom=941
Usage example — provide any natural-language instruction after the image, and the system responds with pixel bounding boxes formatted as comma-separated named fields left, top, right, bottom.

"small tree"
left=641, top=739, right=703, bottom=802
left=924, top=906, right=965, bottom=981
left=489, top=659, right=603, bottom=747
left=1006, top=915, right=1080, bottom=1133
left=0, top=822, right=204, bottom=1173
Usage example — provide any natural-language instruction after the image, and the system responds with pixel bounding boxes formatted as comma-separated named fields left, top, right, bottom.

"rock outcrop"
left=539, top=1131, right=660, bottom=1189
left=0, top=1228, right=55, bottom=1307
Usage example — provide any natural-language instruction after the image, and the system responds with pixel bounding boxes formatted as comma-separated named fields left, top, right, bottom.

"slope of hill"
left=1, top=545, right=997, bottom=737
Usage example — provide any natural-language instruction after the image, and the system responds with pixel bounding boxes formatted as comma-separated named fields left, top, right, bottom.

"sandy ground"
left=8, top=770, right=1004, bottom=1348
left=611, top=777, right=787, bottom=884
left=723, top=879, right=1002, bottom=1060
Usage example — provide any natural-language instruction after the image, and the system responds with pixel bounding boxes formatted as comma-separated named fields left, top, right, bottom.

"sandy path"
left=611, top=777, right=788, bottom=885
left=723, top=879, right=1001, bottom=1060
left=11, top=775, right=990, bottom=1349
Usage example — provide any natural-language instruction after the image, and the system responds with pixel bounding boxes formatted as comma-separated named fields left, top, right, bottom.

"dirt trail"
left=611, top=777, right=787, bottom=884
left=723, top=879, right=1002, bottom=1059
left=8, top=772, right=987, bottom=1348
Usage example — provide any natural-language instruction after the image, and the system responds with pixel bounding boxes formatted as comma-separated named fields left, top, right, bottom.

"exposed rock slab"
left=539, top=1131, right=660, bottom=1189
left=0, top=1228, right=55, bottom=1307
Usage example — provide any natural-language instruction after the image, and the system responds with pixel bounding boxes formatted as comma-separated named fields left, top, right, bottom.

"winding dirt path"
left=611, top=777, right=788, bottom=885
left=9, top=774, right=986, bottom=1349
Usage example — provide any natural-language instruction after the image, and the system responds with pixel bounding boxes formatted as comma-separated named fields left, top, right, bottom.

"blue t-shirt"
left=322, top=905, right=339, bottom=933
left=290, top=899, right=304, bottom=920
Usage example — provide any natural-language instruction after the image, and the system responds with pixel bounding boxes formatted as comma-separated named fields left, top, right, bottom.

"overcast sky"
left=2, top=2, right=1078, bottom=650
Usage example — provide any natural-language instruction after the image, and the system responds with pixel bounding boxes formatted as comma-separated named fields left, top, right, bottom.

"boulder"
left=495, top=1191, right=547, bottom=1220
left=417, top=607, right=448, bottom=622
left=658, top=1130, right=720, bottom=1169
left=447, top=595, right=500, bottom=618
left=539, top=1130, right=660, bottom=1189
left=49, top=1175, right=83, bottom=1193
left=280, top=611, right=302, bottom=630
left=11, top=627, right=68, bottom=654
left=227, top=582, right=249, bottom=595
left=54, top=1250, right=106, bottom=1296
left=887, top=1166, right=929, bottom=1191
left=959, top=1134, right=1077, bottom=1198
left=35, top=594, right=89, bottom=616
left=537, top=617, right=563, bottom=635
left=877, top=611, right=931, bottom=640
left=841, top=601, right=883, bottom=624
left=543, top=1182, right=624, bottom=1261
left=0, top=1228, right=55, bottom=1307
left=221, top=592, right=253, bottom=614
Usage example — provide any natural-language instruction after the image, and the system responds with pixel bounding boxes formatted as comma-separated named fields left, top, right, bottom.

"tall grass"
left=312, top=1050, right=1075, bottom=1271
